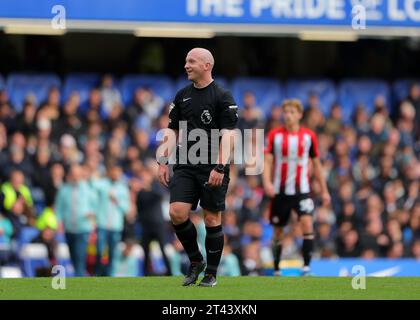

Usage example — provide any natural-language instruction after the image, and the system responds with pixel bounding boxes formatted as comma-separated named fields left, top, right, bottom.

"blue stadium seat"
left=56, top=243, right=75, bottom=277
left=231, top=77, right=283, bottom=115
left=120, top=74, right=174, bottom=106
left=63, top=73, right=101, bottom=105
left=261, top=220, right=274, bottom=247
left=20, top=241, right=72, bottom=277
left=19, top=243, right=49, bottom=277
left=393, top=78, right=420, bottom=104
left=285, top=79, right=337, bottom=115
left=174, top=76, right=229, bottom=92
left=7, top=73, right=61, bottom=112
left=0, top=265, right=23, bottom=278
left=151, top=257, right=166, bottom=275
left=18, top=227, right=40, bottom=247
left=338, top=79, right=391, bottom=122
left=30, top=186, right=46, bottom=216
left=55, top=232, right=66, bottom=244
left=130, top=243, right=144, bottom=277
left=146, top=241, right=168, bottom=275
left=137, top=260, right=144, bottom=277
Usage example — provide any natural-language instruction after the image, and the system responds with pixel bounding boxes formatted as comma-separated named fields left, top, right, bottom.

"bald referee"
left=157, top=48, right=238, bottom=287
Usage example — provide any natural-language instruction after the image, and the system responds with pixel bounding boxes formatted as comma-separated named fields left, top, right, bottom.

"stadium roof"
left=1, top=0, right=420, bottom=40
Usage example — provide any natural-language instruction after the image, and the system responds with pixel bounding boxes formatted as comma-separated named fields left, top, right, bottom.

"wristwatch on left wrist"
left=214, top=164, right=226, bottom=174
left=157, top=156, right=169, bottom=165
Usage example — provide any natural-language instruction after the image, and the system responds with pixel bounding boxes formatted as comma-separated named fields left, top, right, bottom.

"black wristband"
left=214, top=164, right=225, bottom=173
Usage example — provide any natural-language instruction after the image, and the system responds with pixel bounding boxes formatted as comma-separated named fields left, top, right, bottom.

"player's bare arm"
left=157, top=128, right=178, bottom=187
left=262, top=153, right=275, bottom=198
left=311, top=157, right=331, bottom=206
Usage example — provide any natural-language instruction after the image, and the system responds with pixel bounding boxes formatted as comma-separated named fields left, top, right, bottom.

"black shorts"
left=169, top=165, right=230, bottom=212
left=269, top=193, right=314, bottom=227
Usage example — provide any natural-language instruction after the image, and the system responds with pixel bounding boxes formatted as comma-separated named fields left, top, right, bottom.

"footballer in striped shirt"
left=263, top=99, right=331, bottom=276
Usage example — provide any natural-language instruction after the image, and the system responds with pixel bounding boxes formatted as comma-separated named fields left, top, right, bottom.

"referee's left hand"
left=207, top=169, right=224, bottom=187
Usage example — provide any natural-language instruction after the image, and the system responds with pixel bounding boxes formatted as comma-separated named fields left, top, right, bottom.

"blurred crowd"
left=0, top=74, right=419, bottom=277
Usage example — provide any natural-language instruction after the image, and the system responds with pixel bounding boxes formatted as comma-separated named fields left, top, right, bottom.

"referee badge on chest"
left=201, top=109, right=212, bottom=124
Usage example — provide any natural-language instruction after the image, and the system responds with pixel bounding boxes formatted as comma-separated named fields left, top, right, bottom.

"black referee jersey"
left=168, top=80, right=238, bottom=166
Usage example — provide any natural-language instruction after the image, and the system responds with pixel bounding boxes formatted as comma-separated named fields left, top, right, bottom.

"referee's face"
left=185, top=51, right=206, bottom=82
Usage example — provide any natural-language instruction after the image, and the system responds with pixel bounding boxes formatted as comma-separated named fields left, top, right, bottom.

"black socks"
left=302, top=233, right=314, bottom=267
left=272, top=240, right=282, bottom=271
left=205, top=225, right=224, bottom=276
left=173, top=220, right=225, bottom=277
left=173, top=219, right=203, bottom=263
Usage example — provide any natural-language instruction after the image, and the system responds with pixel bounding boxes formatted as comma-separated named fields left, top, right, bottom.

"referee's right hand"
left=158, top=164, right=170, bottom=187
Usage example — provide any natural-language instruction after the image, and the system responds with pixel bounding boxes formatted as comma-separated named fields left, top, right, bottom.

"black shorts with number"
left=269, top=193, right=315, bottom=227
left=169, top=164, right=230, bottom=212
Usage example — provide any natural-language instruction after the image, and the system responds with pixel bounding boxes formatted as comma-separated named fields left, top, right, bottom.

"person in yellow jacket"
left=0, top=170, right=35, bottom=237
left=36, top=206, right=57, bottom=231
left=33, top=201, right=58, bottom=266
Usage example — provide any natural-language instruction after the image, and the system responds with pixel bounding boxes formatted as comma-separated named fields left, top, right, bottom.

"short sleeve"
left=264, top=130, right=275, bottom=154
left=309, top=131, right=319, bottom=158
left=168, top=92, right=181, bottom=130
left=218, top=90, right=238, bottom=130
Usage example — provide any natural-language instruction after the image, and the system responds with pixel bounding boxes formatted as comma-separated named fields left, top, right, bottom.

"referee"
left=157, top=48, right=238, bottom=287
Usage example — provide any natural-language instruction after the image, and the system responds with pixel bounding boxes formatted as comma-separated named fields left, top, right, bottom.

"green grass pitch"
left=0, top=277, right=419, bottom=300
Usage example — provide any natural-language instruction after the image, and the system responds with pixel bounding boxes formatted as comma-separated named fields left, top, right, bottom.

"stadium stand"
left=338, top=79, right=392, bottom=121
left=62, top=73, right=101, bottom=105
left=285, top=79, right=337, bottom=116
left=0, top=73, right=419, bottom=277
left=6, top=73, right=61, bottom=112
left=393, top=79, right=420, bottom=105
left=231, top=77, right=283, bottom=115
left=119, top=74, right=174, bottom=106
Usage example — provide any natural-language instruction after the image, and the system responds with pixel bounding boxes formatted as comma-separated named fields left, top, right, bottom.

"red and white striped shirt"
left=264, top=126, right=319, bottom=195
